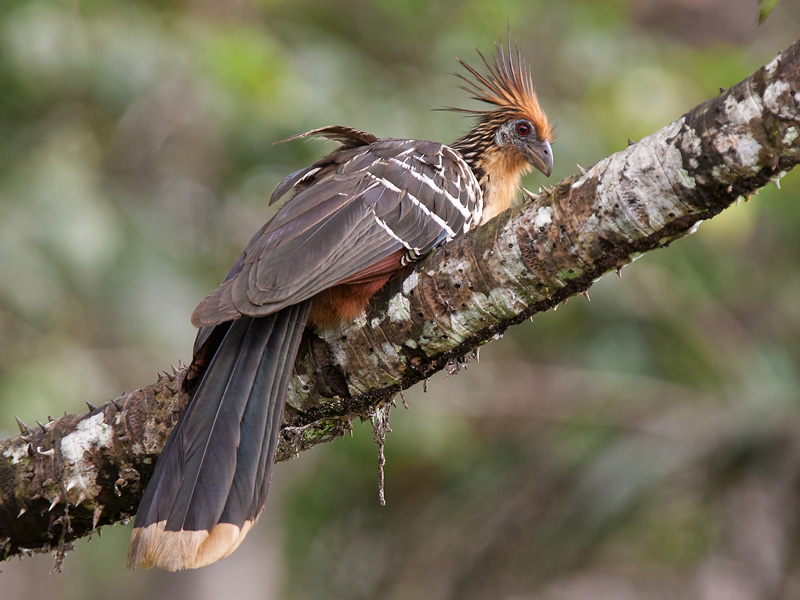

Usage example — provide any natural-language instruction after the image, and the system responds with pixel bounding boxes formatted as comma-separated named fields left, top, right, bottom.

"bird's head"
left=492, top=117, right=553, bottom=177
left=450, top=39, right=554, bottom=178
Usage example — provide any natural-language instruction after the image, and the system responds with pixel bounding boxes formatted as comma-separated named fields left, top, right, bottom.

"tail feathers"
left=128, top=301, right=311, bottom=571
left=127, top=521, right=254, bottom=572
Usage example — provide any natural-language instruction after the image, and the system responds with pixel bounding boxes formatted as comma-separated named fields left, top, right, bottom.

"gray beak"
left=525, top=139, right=553, bottom=177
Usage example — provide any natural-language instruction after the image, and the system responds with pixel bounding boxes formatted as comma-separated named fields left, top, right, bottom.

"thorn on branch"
left=15, top=417, right=31, bottom=435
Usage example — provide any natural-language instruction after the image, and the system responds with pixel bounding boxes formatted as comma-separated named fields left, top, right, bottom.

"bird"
left=127, top=38, right=554, bottom=571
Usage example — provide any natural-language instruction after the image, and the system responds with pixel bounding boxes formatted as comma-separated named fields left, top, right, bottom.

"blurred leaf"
left=759, top=0, right=781, bottom=23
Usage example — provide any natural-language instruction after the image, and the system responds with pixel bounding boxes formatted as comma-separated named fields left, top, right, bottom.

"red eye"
left=515, top=122, right=531, bottom=136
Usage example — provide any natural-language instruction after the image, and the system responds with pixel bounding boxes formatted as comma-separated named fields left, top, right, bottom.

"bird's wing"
left=191, top=138, right=482, bottom=328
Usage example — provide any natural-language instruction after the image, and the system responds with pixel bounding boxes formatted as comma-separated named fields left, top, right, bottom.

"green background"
left=1, top=1, right=799, bottom=598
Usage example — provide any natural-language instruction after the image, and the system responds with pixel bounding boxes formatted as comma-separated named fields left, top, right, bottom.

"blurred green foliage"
left=1, top=1, right=799, bottom=598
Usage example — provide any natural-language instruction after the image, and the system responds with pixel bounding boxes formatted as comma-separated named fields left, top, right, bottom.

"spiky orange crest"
left=453, top=41, right=554, bottom=143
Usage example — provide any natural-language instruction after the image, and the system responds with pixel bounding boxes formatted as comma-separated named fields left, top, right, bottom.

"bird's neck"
left=476, top=146, right=531, bottom=223
left=453, top=135, right=531, bottom=225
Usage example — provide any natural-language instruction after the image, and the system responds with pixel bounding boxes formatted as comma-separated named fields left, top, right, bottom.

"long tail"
left=127, top=301, right=311, bottom=571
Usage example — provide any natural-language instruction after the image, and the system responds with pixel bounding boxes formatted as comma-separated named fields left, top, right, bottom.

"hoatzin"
left=127, top=40, right=554, bottom=571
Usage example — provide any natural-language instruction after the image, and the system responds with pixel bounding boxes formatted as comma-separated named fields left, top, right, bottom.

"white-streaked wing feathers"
left=192, top=138, right=482, bottom=328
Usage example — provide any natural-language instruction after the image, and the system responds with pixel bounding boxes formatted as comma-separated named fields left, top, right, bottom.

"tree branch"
left=1, top=38, right=798, bottom=565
